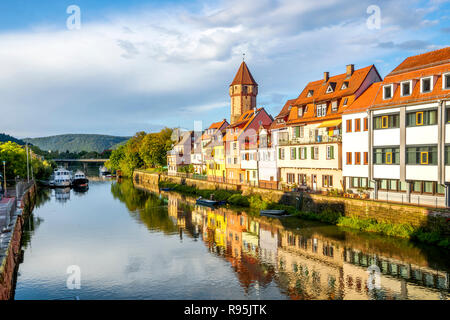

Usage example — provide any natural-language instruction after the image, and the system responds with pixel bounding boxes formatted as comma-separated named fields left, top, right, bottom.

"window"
left=343, top=98, right=348, bottom=106
left=406, top=110, right=437, bottom=126
left=317, top=104, right=327, bottom=117
left=294, top=126, right=303, bottom=138
left=416, top=112, right=423, bottom=125
left=290, top=147, right=296, bottom=160
left=386, top=152, right=392, bottom=164
left=346, top=152, right=352, bottom=165
left=307, top=90, right=314, bottom=97
left=364, top=152, right=368, bottom=165
left=383, top=85, right=393, bottom=99
left=311, top=146, right=319, bottom=160
left=374, top=114, right=399, bottom=129
left=373, top=147, right=400, bottom=165
left=327, top=145, right=335, bottom=159
left=401, top=81, right=412, bottom=97
left=279, top=148, right=285, bottom=160
left=346, top=119, right=352, bottom=132
left=331, top=101, right=338, bottom=112
left=298, top=108, right=303, bottom=117
left=406, top=146, right=437, bottom=165
left=420, top=152, right=428, bottom=165
left=444, top=73, right=450, bottom=90
left=326, top=84, right=334, bottom=93
left=355, top=152, right=361, bottom=165
left=382, top=116, right=388, bottom=128
left=341, top=81, right=348, bottom=90
left=355, top=119, right=361, bottom=132
left=421, top=77, right=433, bottom=93
left=445, top=146, right=450, bottom=165
left=287, top=173, right=295, bottom=184
left=298, top=174, right=307, bottom=186
left=323, top=175, right=333, bottom=188
left=363, top=118, right=368, bottom=131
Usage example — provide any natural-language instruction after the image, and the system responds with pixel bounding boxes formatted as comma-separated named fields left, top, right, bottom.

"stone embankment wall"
left=0, top=183, right=37, bottom=300
left=133, top=170, right=450, bottom=233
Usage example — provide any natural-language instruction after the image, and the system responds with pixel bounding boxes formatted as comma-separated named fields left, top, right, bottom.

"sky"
left=0, top=0, right=449, bottom=138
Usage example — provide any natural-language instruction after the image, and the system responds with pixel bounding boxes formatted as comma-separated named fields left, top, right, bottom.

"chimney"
left=346, top=64, right=354, bottom=77
left=324, top=72, right=329, bottom=83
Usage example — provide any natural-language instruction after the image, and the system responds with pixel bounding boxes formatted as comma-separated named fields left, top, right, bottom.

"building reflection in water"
left=133, top=182, right=449, bottom=300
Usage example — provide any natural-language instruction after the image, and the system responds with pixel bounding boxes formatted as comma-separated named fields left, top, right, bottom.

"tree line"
left=106, top=128, right=174, bottom=177
left=0, top=141, right=53, bottom=183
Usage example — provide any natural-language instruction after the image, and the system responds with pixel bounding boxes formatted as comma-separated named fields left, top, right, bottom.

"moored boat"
left=99, top=166, right=111, bottom=177
left=260, top=209, right=287, bottom=217
left=50, top=168, right=73, bottom=188
left=196, top=197, right=226, bottom=207
left=72, top=170, right=89, bottom=188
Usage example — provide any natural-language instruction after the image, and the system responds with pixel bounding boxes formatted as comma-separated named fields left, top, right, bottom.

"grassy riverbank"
left=158, top=181, right=450, bottom=249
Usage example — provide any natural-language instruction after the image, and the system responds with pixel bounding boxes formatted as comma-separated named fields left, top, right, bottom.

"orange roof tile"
left=284, top=65, right=379, bottom=125
left=388, top=46, right=450, bottom=76
left=270, top=99, right=296, bottom=130
left=230, top=62, right=258, bottom=86
left=344, top=82, right=382, bottom=114
left=294, top=65, right=376, bottom=106
left=370, top=62, right=450, bottom=110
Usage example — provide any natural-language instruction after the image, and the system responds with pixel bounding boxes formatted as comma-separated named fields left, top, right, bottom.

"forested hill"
left=23, top=134, right=130, bottom=153
left=0, top=133, right=25, bottom=145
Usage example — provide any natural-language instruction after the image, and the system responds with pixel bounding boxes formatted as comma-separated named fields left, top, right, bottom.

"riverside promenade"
left=0, top=181, right=36, bottom=300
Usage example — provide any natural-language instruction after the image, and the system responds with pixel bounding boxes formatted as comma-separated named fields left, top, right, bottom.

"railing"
left=278, top=134, right=342, bottom=146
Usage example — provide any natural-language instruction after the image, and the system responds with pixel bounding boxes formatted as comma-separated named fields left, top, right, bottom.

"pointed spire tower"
left=229, top=61, right=258, bottom=124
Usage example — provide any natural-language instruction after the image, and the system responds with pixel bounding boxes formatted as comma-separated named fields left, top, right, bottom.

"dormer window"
left=326, top=83, right=336, bottom=93
left=297, top=107, right=303, bottom=117
left=307, top=90, right=314, bottom=97
left=343, top=98, right=348, bottom=106
left=331, top=101, right=338, bottom=112
left=383, top=84, right=393, bottom=100
left=401, top=80, right=412, bottom=97
left=421, top=76, right=433, bottom=93
left=341, top=81, right=349, bottom=90
left=316, top=104, right=327, bottom=117
left=443, top=73, right=450, bottom=90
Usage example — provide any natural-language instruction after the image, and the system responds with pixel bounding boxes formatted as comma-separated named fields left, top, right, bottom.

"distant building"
left=167, top=130, right=194, bottom=176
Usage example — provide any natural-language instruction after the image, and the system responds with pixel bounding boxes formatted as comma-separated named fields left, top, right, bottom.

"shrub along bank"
left=158, top=181, right=450, bottom=249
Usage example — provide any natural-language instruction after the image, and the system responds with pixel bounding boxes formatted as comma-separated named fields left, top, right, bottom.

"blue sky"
left=0, top=0, right=449, bottom=138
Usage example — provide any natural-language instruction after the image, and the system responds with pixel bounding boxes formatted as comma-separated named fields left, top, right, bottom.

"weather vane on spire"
left=243, top=53, right=245, bottom=62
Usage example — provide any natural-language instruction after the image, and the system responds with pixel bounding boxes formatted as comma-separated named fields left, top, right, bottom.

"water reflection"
left=129, top=180, right=449, bottom=300
left=13, top=179, right=450, bottom=300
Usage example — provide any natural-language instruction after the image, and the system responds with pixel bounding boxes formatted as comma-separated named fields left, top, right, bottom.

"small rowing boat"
left=260, top=209, right=287, bottom=217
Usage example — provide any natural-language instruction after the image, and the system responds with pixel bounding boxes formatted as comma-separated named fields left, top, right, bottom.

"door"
left=312, top=174, right=317, bottom=191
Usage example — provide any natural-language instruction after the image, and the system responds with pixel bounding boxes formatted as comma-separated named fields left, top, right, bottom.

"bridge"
left=53, top=159, right=108, bottom=163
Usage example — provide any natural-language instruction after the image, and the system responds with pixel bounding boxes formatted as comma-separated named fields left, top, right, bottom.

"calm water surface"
left=13, top=178, right=450, bottom=300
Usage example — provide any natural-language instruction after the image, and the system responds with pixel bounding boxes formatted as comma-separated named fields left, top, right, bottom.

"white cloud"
left=0, top=0, right=447, bottom=137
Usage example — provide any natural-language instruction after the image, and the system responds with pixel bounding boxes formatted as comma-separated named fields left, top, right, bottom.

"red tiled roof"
left=370, top=63, right=450, bottom=110
left=224, top=108, right=268, bottom=141
left=270, top=99, right=296, bottom=130
left=343, top=82, right=382, bottom=114
left=388, top=46, right=450, bottom=76
left=294, top=65, right=375, bottom=106
left=285, top=65, right=379, bottom=125
left=230, top=62, right=258, bottom=86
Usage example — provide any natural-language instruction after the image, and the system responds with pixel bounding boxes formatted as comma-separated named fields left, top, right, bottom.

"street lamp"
left=2, top=161, right=6, bottom=197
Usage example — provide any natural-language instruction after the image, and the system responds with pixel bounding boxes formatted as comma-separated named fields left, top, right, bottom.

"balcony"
left=278, top=134, right=342, bottom=146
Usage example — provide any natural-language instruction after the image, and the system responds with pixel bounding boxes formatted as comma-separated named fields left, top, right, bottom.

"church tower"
left=229, top=62, right=258, bottom=124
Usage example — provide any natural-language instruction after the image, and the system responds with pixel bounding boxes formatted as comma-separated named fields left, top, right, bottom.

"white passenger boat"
left=50, top=168, right=73, bottom=188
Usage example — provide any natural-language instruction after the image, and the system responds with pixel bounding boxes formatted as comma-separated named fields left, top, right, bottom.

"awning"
left=318, top=119, right=342, bottom=128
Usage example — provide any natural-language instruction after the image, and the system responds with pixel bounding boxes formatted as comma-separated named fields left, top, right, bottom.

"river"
left=12, top=178, right=450, bottom=300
